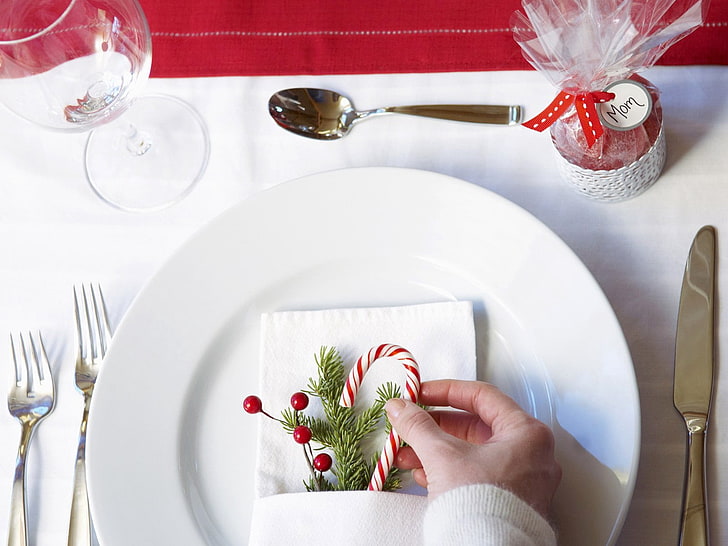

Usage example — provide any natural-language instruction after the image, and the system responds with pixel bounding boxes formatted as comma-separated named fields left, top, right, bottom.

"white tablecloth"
left=0, top=65, right=726, bottom=545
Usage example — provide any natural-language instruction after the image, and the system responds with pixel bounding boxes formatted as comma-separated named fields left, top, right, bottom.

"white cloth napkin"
left=249, top=301, right=476, bottom=544
left=250, top=491, right=428, bottom=545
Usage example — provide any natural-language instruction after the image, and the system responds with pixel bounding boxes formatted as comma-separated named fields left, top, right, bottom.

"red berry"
left=243, top=395, right=263, bottom=414
left=313, top=453, right=332, bottom=472
left=290, top=392, right=309, bottom=411
left=293, top=425, right=312, bottom=444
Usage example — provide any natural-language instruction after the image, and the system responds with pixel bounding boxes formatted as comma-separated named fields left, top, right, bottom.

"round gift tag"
left=597, top=80, right=653, bottom=131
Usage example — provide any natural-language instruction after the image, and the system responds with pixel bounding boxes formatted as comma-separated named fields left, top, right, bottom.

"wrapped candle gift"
left=512, top=0, right=710, bottom=202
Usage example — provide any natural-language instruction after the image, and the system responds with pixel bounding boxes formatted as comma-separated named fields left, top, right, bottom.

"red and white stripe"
left=339, top=343, right=421, bottom=491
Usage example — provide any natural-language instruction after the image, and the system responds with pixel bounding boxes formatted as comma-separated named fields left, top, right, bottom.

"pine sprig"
left=288, top=346, right=406, bottom=492
left=264, top=346, right=409, bottom=492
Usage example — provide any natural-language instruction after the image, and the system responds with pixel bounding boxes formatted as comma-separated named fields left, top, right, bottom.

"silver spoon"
left=268, top=88, right=522, bottom=140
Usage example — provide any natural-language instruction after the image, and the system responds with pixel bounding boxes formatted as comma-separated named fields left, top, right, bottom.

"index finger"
left=419, top=379, right=528, bottom=430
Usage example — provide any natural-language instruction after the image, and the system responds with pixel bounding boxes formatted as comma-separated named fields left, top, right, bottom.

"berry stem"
left=301, top=442, right=322, bottom=491
left=261, top=410, right=283, bottom=423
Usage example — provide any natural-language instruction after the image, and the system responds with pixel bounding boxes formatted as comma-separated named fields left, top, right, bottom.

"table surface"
left=0, top=55, right=727, bottom=546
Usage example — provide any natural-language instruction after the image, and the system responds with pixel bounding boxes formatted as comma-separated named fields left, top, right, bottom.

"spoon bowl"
left=268, top=88, right=521, bottom=140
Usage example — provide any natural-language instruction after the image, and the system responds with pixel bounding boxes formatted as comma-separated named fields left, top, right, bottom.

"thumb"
left=385, top=398, right=446, bottom=454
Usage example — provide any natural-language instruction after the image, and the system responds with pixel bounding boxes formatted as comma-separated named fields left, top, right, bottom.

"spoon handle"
left=386, top=104, right=521, bottom=125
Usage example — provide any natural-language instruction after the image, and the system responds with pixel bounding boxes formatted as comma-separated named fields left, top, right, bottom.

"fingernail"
left=385, top=398, right=406, bottom=418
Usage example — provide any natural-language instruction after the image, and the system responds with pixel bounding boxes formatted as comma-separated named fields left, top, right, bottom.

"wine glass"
left=0, top=0, right=210, bottom=212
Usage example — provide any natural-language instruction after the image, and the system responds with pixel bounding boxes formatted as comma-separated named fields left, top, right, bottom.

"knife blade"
left=674, top=225, right=716, bottom=546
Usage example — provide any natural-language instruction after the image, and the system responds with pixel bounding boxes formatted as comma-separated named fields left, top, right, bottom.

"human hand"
left=385, top=379, right=561, bottom=518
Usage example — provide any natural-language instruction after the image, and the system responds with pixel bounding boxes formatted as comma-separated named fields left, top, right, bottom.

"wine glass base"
left=84, top=95, right=210, bottom=212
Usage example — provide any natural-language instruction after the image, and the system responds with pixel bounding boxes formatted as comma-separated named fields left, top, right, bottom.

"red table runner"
left=144, top=0, right=728, bottom=77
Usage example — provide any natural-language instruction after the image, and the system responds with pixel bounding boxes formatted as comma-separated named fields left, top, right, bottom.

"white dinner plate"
left=87, top=167, right=639, bottom=546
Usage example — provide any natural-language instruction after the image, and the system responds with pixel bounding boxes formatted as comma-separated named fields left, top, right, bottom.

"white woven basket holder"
left=555, top=128, right=666, bottom=202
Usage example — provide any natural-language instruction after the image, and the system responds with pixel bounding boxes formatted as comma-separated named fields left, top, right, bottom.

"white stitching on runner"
left=5, top=22, right=724, bottom=41
left=149, top=21, right=728, bottom=38
left=4, top=22, right=725, bottom=40
left=150, top=28, right=513, bottom=38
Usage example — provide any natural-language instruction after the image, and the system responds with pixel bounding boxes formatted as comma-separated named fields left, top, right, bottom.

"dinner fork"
left=7, top=332, right=56, bottom=546
left=68, top=284, right=112, bottom=546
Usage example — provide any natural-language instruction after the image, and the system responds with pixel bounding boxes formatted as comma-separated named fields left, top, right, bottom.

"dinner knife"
left=674, top=225, right=716, bottom=546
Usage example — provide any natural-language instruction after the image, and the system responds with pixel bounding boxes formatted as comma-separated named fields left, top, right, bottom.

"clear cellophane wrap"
left=512, top=0, right=710, bottom=171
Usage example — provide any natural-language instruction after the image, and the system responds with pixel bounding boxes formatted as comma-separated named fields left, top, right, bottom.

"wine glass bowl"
left=0, top=0, right=151, bottom=131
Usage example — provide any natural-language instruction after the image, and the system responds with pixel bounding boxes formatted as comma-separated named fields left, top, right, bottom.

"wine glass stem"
left=125, top=124, right=152, bottom=156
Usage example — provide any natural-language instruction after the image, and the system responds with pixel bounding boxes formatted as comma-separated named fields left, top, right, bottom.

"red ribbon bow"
left=522, top=90, right=616, bottom=147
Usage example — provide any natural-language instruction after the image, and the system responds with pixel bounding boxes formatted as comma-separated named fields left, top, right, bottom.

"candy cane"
left=339, top=344, right=421, bottom=491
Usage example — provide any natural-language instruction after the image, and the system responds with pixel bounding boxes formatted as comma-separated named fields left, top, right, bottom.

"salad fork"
left=7, top=332, right=56, bottom=546
left=68, top=284, right=112, bottom=546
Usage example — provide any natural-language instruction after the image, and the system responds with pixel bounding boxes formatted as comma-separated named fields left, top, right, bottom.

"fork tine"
left=9, top=333, right=23, bottom=387
left=83, top=285, right=95, bottom=360
left=29, top=331, right=51, bottom=386
left=89, top=283, right=111, bottom=358
left=73, top=285, right=83, bottom=358
left=85, top=284, right=101, bottom=362
left=19, top=333, right=33, bottom=393
left=23, top=332, right=43, bottom=395
left=93, top=284, right=112, bottom=355
left=77, top=284, right=95, bottom=362
left=26, top=332, right=41, bottom=392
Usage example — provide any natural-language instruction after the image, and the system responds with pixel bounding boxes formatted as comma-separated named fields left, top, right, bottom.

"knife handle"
left=679, top=419, right=708, bottom=546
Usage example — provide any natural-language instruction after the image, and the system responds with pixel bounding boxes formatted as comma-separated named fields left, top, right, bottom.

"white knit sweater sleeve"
left=423, top=484, right=557, bottom=546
